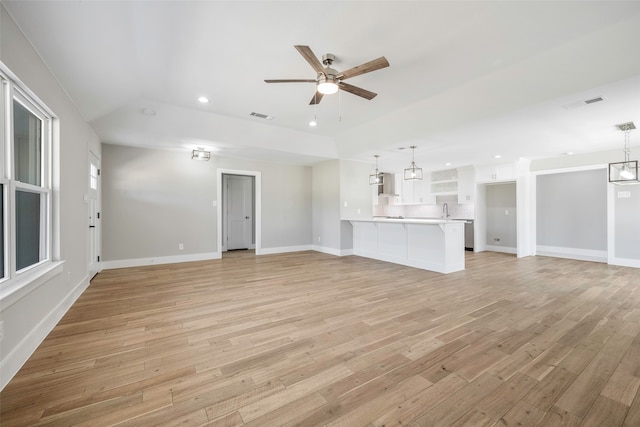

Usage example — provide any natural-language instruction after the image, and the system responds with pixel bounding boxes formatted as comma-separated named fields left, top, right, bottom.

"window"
left=1, top=64, right=54, bottom=286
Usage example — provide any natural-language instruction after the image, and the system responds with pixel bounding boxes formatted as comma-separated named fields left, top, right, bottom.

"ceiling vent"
left=562, top=96, right=605, bottom=110
left=250, top=112, right=274, bottom=120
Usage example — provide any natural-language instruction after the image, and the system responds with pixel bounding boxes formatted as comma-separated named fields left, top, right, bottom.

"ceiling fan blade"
left=309, top=91, right=324, bottom=105
left=339, top=56, right=390, bottom=80
left=265, top=79, right=316, bottom=83
left=294, top=45, right=326, bottom=76
left=339, top=82, right=377, bottom=100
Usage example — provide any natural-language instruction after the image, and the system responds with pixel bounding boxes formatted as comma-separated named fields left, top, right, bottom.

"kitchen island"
left=349, top=218, right=465, bottom=274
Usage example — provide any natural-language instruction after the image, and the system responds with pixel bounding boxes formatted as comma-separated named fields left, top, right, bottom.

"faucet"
left=442, top=203, right=450, bottom=219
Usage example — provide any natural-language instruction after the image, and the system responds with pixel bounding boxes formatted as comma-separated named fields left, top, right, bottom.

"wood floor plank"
left=2, top=251, right=640, bottom=426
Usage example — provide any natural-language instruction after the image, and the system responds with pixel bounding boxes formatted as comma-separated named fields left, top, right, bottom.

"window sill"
left=0, top=261, right=65, bottom=310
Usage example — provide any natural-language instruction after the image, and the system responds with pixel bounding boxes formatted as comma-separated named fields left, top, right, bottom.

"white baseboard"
left=485, top=245, right=517, bottom=255
left=312, top=245, right=354, bottom=257
left=102, top=252, right=221, bottom=270
left=608, top=257, right=640, bottom=268
left=258, top=245, right=312, bottom=255
left=536, top=245, right=607, bottom=263
left=0, top=274, right=90, bottom=391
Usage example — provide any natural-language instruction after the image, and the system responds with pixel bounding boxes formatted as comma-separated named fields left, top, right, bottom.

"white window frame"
left=0, top=62, right=58, bottom=302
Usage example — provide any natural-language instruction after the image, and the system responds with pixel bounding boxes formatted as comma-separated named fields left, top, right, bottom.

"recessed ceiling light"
left=563, top=151, right=574, bottom=156
left=445, top=162, right=452, bottom=166
left=493, top=154, right=502, bottom=159
left=309, top=120, right=317, bottom=127
left=198, top=96, right=209, bottom=104
left=142, top=108, right=156, bottom=116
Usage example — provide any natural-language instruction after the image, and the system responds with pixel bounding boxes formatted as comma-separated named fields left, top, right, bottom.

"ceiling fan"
left=265, top=45, right=390, bottom=105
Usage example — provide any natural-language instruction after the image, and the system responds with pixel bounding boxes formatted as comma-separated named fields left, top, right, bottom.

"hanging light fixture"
left=404, top=145, right=423, bottom=180
left=191, top=147, right=211, bottom=161
left=608, top=122, right=639, bottom=185
left=369, top=155, right=382, bottom=185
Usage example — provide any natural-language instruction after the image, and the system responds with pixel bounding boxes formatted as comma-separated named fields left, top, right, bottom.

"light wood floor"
left=3, top=251, right=640, bottom=426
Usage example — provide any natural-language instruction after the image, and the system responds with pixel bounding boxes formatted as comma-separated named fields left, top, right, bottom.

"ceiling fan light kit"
left=265, top=45, right=389, bottom=107
left=609, top=122, right=639, bottom=185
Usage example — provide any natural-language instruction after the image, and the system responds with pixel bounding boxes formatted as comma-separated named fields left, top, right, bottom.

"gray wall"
left=486, top=183, right=517, bottom=249
left=311, top=160, right=342, bottom=251
left=614, top=184, right=640, bottom=260
left=536, top=169, right=607, bottom=250
left=1, top=5, right=102, bottom=389
left=102, top=144, right=313, bottom=260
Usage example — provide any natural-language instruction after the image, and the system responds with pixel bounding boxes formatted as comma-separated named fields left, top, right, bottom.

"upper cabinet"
left=476, top=163, right=517, bottom=183
left=393, top=173, right=436, bottom=205
left=431, top=168, right=458, bottom=195
left=457, top=166, right=475, bottom=204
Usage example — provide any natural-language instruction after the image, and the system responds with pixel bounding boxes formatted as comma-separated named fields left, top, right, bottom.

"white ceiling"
left=4, top=0, right=640, bottom=171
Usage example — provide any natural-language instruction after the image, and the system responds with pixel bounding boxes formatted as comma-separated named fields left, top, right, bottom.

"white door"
left=88, top=151, right=101, bottom=278
left=224, top=175, right=254, bottom=251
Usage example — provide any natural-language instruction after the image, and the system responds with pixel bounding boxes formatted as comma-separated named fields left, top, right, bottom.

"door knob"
left=245, top=216, right=250, bottom=219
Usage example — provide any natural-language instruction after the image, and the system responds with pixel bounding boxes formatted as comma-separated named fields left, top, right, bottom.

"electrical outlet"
left=317, top=236, right=321, bottom=243
left=357, top=208, right=361, bottom=215
left=178, top=243, right=184, bottom=250
left=0, top=321, right=4, bottom=343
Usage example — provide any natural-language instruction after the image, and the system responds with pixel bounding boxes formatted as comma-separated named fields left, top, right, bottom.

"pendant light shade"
left=609, top=122, right=639, bottom=185
left=369, top=155, right=382, bottom=185
left=404, top=145, right=423, bottom=180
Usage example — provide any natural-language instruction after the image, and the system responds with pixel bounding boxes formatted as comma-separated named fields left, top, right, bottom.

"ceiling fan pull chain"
left=338, top=89, right=342, bottom=122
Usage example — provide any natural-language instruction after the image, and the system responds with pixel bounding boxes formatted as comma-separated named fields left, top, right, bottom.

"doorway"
left=88, top=150, right=101, bottom=278
left=217, top=169, right=262, bottom=256
left=222, top=174, right=255, bottom=251
left=476, top=181, right=518, bottom=254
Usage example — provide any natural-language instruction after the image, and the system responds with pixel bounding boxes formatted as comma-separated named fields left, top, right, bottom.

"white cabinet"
left=457, top=166, right=475, bottom=204
left=431, top=169, right=458, bottom=195
left=476, top=163, right=516, bottom=182
left=395, top=174, right=435, bottom=205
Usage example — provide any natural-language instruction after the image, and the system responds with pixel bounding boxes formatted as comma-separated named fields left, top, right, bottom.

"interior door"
left=88, top=151, right=101, bottom=278
left=224, top=175, right=253, bottom=251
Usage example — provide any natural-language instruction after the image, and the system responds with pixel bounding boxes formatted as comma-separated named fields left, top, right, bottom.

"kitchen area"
left=345, top=162, right=520, bottom=274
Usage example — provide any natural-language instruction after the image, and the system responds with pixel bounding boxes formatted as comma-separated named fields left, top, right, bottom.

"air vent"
left=250, top=112, right=274, bottom=120
left=615, top=122, right=636, bottom=131
left=562, top=96, right=605, bottom=110
left=584, top=97, right=604, bottom=104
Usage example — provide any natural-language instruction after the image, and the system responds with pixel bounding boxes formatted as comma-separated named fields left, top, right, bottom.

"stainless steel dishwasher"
left=464, top=220, right=474, bottom=251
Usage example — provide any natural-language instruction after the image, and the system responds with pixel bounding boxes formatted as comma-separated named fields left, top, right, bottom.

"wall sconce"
left=192, top=147, right=211, bottom=161
left=609, top=122, right=639, bottom=185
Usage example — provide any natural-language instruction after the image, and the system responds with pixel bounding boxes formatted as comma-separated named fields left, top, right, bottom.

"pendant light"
left=404, top=145, right=423, bottom=180
left=369, top=155, right=382, bottom=185
left=608, top=122, right=639, bottom=185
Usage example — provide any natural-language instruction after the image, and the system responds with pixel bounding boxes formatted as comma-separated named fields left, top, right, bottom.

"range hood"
left=375, top=172, right=398, bottom=197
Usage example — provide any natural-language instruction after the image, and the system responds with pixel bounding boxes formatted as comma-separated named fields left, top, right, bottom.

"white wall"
left=102, top=144, right=313, bottom=265
left=612, top=184, right=640, bottom=266
left=1, top=5, right=101, bottom=390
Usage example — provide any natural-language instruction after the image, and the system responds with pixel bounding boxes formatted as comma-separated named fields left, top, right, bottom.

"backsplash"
left=373, top=195, right=475, bottom=219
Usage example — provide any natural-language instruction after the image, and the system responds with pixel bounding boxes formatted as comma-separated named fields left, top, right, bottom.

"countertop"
left=350, top=217, right=466, bottom=225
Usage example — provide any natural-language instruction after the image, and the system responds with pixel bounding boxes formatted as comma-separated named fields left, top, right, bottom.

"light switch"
left=618, top=191, right=631, bottom=198
left=344, top=201, right=348, bottom=207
